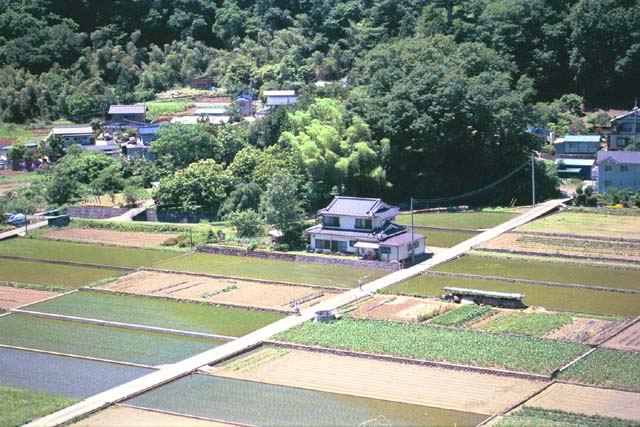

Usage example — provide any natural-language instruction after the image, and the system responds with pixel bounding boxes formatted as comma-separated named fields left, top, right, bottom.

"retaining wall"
left=196, top=245, right=399, bottom=271
left=68, top=206, right=129, bottom=220
left=135, top=209, right=216, bottom=224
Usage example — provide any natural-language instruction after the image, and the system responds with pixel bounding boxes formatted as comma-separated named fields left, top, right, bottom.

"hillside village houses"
left=305, top=196, right=426, bottom=262
left=593, top=151, right=640, bottom=194
left=608, top=107, right=639, bottom=151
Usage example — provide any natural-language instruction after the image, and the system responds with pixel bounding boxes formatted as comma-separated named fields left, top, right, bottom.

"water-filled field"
left=0, top=314, right=220, bottom=365
left=25, top=291, right=284, bottom=337
left=0, top=238, right=178, bottom=268
left=0, top=348, right=152, bottom=398
left=156, top=252, right=388, bottom=287
left=127, top=374, right=488, bottom=426
left=384, top=274, right=640, bottom=317
left=0, top=258, right=120, bottom=288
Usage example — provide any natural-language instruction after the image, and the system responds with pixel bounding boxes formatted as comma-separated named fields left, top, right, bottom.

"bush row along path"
left=26, top=198, right=570, bottom=427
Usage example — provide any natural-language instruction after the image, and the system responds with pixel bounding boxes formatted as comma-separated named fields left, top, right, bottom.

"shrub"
left=225, top=209, right=265, bottom=238
left=247, top=241, right=258, bottom=251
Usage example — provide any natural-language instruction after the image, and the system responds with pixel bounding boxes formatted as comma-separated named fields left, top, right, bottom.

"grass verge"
left=397, top=211, right=518, bottom=230
left=559, top=349, right=640, bottom=391
left=0, top=386, right=78, bottom=427
left=276, top=317, right=588, bottom=375
left=494, top=407, right=637, bottom=427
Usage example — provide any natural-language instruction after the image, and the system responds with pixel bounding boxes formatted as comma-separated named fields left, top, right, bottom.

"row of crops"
left=495, top=407, right=637, bottom=427
left=276, top=317, right=588, bottom=375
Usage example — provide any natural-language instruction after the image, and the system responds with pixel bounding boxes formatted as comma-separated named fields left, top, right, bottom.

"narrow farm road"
left=27, top=198, right=569, bottom=427
left=0, top=220, right=47, bottom=241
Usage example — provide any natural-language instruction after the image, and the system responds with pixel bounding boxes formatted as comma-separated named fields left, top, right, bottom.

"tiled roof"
left=109, top=105, right=147, bottom=115
left=318, top=196, right=399, bottom=218
left=305, top=220, right=409, bottom=242
left=595, top=151, right=640, bottom=165
left=380, top=232, right=425, bottom=247
left=611, top=108, right=640, bottom=122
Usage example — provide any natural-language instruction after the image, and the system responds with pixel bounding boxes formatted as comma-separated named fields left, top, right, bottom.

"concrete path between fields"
left=27, top=198, right=569, bottom=427
left=0, top=220, right=47, bottom=241
left=108, top=199, right=154, bottom=222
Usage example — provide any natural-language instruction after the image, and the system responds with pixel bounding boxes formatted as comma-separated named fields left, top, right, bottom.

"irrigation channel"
left=26, top=198, right=569, bottom=427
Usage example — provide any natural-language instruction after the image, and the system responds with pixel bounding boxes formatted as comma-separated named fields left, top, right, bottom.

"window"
left=604, top=165, right=613, bottom=172
left=604, top=180, right=613, bottom=188
left=380, top=247, right=391, bottom=254
left=315, top=239, right=331, bottom=250
left=323, top=216, right=340, bottom=227
left=355, top=218, right=372, bottom=229
left=349, top=240, right=357, bottom=247
left=621, top=165, right=629, bottom=172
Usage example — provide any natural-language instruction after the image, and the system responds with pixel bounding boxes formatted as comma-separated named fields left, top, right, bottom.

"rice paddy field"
left=494, top=407, right=637, bottom=427
left=0, top=385, right=78, bottom=427
left=126, top=374, right=488, bottom=427
left=434, top=255, right=640, bottom=291
left=24, top=291, right=285, bottom=337
left=397, top=211, right=519, bottom=230
left=0, top=314, right=220, bottom=365
left=559, top=349, right=640, bottom=391
left=383, top=274, right=640, bottom=316
left=0, top=348, right=152, bottom=398
left=0, top=259, right=121, bottom=289
left=155, top=253, right=387, bottom=287
left=517, top=210, right=640, bottom=240
left=424, top=229, right=479, bottom=247
left=0, top=238, right=178, bottom=268
left=276, top=317, right=588, bottom=374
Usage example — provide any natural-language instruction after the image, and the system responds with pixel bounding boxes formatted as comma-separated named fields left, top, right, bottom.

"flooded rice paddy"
left=0, top=347, right=151, bottom=398
left=0, top=314, right=221, bottom=365
left=127, top=374, right=488, bottom=426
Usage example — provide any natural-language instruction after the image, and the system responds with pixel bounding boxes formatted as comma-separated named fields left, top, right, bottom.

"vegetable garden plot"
left=25, top=291, right=285, bottom=337
left=0, top=347, right=152, bottom=399
left=429, top=305, right=494, bottom=327
left=0, top=259, right=120, bottom=288
left=602, top=321, right=640, bottom=351
left=127, top=374, right=487, bottom=427
left=155, top=253, right=388, bottom=288
left=349, top=295, right=452, bottom=322
left=0, top=385, right=78, bottom=427
left=40, top=228, right=180, bottom=249
left=0, top=286, right=58, bottom=310
left=383, top=274, right=640, bottom=317
left=0, top=238, right=177, bottom=268
left=517, top=211, right=640, bottom=239
left=276, top=317, right=588, bottom=375
left=397, top=211, right=518, bottom=230
left=434, top=255, right=640, bottom=291
left=494, top=407, right=638, bottom=427
left=0, top=314, right=220, bottom=366
left=559, top=349, right=640, bottom=392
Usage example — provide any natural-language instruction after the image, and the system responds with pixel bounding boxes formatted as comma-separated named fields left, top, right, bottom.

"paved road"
left=27, top=198, right=568, bottom=427
left=0, top=220, right=48, bottom=241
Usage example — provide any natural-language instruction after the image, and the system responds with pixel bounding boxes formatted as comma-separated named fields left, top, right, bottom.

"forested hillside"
left=0, top=0, right=638, bottom=212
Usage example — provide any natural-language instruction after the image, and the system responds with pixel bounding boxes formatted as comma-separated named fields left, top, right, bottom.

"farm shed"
left=443, top=286, right=525, bottom=309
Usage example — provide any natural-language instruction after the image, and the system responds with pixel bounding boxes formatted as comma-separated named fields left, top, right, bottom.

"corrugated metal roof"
left=52, top=126, right=93, bottom=136
left=380, top=232, right=425, bottom=247
left=596, top=151, right=640, bottom=165
left=264, top=90, right=296, bottom=96
left=554, top=158, right=595, bottom=166
left=564, top=135, right=601, bottom=143
left=109, top=105, right=147, bottom=115
left=442, top=287, right=525, bottom=300
left=138, top=126, right=161, bottom=135
left=195, top=106, right=229, bottom=115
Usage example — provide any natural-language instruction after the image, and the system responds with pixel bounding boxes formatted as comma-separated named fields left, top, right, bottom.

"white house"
left=593, top=151, right=640, bottom=193
left=305, top=196, right=426, bottom=262
left=51, top=125, right=94, bottom=145
left=264, top=90, right=297, bottom=107
left=609, top=107, right=639, bottom=150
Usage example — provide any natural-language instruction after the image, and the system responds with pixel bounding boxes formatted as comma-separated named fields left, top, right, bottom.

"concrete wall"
left=68, top=205, right=129, bottom=220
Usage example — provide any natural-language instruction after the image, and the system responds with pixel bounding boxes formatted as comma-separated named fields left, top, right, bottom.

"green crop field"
left=518, top=210, right=640, bottom=239
left=0, top=314, right=219, bottom=365
left=277, top=317, right=588, bottom=374
left=0, top=386, right=78, bottom=427
left=26, top=291, right=285, bottom=337
left=0, top=238, right=178, bottom=268
left=156, top=253, right=388, bottom=287
left=0, top=259, right=120, bottom=288
left=424, top=229, right=478, bottom=247
left=434, top=255, right=640, bottom=291
left=494, top=407, right=637, bottom=427
left=397, top=211, right=518, bottom=230
left=429, top=305, right=493, bottom=327
left=383, top=274, right=640, bottom=317
left=478, top=312, right=573, bottom=337
left=143, top=101, right=191, bottom=120
left=559, top=349, right=640, bottom=391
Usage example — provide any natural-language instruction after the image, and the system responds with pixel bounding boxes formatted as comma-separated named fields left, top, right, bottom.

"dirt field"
left=0, top=286, right=58, bottom=310
left=545, top=316, right=622, bottom=344
left=99, top=271, right=340, bottom=311
left=207, top=348, right=545, bottom=415
left=526, top=383, right=640, bottom=421
left=518, top=211, right=640, bottom=240
left=71, top=405, right=230, bottom=427
left=477, top=232, right=640, bottom=262
left=40, top=228, right=179, bottom=248
left=602, top=322, right=640, bottom=351
left=350, top=295, right=451, bottom=322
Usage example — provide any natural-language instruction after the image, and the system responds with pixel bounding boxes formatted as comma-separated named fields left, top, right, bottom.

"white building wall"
left=597, top=162, right=640, bottom=193
left=266, top=96, right=298, bottom=106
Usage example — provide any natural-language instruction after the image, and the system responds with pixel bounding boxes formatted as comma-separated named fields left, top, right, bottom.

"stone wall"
left=135, top=208, right=216, bottom=224
left=68, top=205, right=128, bottom=220
left=196, top=245, right=400, bottom=271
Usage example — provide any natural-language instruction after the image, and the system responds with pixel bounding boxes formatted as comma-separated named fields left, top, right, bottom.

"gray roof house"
left=305, top=196, right=426, bottom=263
left=593, top=151, right=640, bottom=193
left=107, top=105, right=147, bottom=129
left=554, top=135, right=601, bottom=155
left=609, top=107, right=639, bottom=151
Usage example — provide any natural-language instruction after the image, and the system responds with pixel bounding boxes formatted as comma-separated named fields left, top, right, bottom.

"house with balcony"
left=608, top=107, right=639, bottom=150
left=305, top=196, right=426, bottom=262
left=593, top=151, right=640, bottom=193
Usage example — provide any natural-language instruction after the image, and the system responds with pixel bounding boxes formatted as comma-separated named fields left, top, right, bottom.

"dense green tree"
left=224, top=209, right=265, bottom=238
left=259, top=170, right=304, bottom=232
left=150, top=123, right=223, bottom=170
left=219, top=182, right=263, bottom=216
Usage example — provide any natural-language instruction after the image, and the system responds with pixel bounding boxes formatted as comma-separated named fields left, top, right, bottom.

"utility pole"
left=410, top=197, right=415, bottom=265
left=531, top=153, right=536, bottom=208
left=634, top=98, right=638, bottom=151
left=189, top=227, right=193, bottom=251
